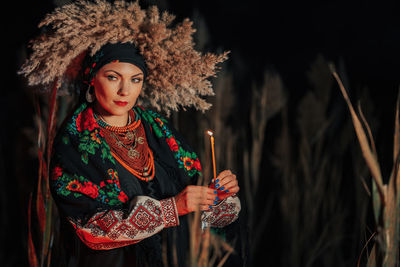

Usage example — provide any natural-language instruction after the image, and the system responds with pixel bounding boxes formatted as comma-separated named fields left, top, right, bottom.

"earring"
left=86, top=85, right=95, bottom=103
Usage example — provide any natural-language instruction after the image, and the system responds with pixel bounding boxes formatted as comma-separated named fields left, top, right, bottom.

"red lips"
left=114, top=101, right=128, bottom=106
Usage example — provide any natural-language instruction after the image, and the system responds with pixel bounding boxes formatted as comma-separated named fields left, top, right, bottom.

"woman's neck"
left=94, top=104, right=129, bottom=127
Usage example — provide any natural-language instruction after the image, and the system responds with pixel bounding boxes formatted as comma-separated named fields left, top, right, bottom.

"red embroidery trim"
left=160, top=197, right=179, bottom=228
left=201, top=196, right=240, bottom=228
left=71, top=197, right=179, bottom=250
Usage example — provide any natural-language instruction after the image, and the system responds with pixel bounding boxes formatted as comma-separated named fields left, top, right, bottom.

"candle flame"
left=207, top=130, right=213, bottom=136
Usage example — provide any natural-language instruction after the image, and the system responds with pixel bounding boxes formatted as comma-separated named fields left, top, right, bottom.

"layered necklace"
left=95, top=109, right=155, bottom=182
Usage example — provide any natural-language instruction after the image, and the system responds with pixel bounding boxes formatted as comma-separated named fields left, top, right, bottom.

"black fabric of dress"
left=51, top=114, right=194, bottom=267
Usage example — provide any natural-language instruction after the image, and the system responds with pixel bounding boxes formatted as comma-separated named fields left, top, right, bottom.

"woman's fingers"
left=221, top=180, right=240, bottom=194
left=188, top=185, right=216, bottom=201
left=175, top=179, right=240, bottom=217
left=215, top=174, right=236, bottom=190
left=213, top=170, right=232, bottom=183
left=213, top=170, right=240, bottom=196
left=221, top=177, right=238, bottom=191
left=200, top=204, right=212, bottom=211
left=175, top=186, right=217, bottom=215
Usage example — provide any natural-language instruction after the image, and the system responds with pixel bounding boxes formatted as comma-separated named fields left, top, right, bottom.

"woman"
left=20, top=1, right=241, bottom=266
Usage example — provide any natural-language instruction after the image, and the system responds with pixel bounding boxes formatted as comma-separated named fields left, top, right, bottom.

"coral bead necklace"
left=95, top=109, right=155, bottom=181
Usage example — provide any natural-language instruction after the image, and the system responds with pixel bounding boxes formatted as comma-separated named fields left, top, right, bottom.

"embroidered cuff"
left=160, top=197, right=180, bottom=228
left=201, top=195, right=241, bottom=228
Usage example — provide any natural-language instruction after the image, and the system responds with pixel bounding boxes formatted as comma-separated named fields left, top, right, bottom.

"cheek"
left=131, top=84, right=143, bottom=99
left=94, top=81, right=114, bottom=101
left=94, top=87, right=107, bottom=103
left=94, top=88, right=116, bottom=112
left=94, top=86, right=103, bottom=98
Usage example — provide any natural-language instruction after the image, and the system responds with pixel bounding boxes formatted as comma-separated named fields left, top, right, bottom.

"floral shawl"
left=50, top=102, right=202, bottom=220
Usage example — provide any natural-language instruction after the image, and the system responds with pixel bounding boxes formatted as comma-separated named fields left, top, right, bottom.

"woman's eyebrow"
left=104, top=70, right=143, bottom=77
left=131, top=73, right=143, bottom=78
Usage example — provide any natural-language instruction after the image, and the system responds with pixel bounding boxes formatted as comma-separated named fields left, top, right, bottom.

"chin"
left=96, top=102, right=134, bottom=116
left=110, top=108, right=130, bottom=116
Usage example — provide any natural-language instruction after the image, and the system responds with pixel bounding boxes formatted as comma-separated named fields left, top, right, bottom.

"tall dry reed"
left=27, top=81, right=59, bottom=267
left=331, top=64, right=400, bottom=267
left=242, top=70, right=285, bottom=263
left=174, top=64, right=240, bottom=266
left=276, top=56, right=348, bottom=266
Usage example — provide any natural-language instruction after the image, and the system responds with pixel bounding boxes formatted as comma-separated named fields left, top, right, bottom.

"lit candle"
left=207, top=130, right=216, bottom=182
left=206, top=130, right=230, bottom=202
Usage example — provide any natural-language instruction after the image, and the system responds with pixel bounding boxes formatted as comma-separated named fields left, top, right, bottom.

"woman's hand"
left=212, top=170, right=240, bottom=200
left=174, top=186, right=217, bottom=216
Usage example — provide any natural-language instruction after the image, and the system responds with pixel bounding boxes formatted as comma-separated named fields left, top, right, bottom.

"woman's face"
left=93, top=61, right=144, bottom=124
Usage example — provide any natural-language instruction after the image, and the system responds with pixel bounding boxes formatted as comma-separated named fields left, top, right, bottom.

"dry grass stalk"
left=175, top=33, right=239, bottom=264
left=280, top=98, right=346, bottom=265
left=28, top=193, right=39, bottom=267
left=243, top=70, right=285, bottom=258
left=331, top=65, right=400, bottom=266
left=330, top=65, right=385, bottom=202
left=187, top=209, right=234, bottom=267
left=24, top=79, right=60, bottom=267
left=167, top=17, right=242, bottom=258
left=185, top=130, right=233, bottom=267
left=276, top=56, right=356, bottom=266
left=188, top=177, right=205, bottom=266
left=358, top=103, right=378, bottom=156
left=394, top=90, right=400, bottom=168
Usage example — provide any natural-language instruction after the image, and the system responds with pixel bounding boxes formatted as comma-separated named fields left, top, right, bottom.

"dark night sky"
left=173, top=1, right=400, bottom=86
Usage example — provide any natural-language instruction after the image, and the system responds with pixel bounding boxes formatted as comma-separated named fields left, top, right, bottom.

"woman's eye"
left=132, top=78, right=142, bottom=83
left=107, top=75, right=117, bottom=81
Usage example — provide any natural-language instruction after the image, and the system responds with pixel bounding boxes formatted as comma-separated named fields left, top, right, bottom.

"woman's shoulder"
left=135, top=106, right=202, bottom=179
left=135, top=106, right=169, bottom=123
left=52, top=102, right=97, bottom=153
left=57, top=102, right=96, bottom=134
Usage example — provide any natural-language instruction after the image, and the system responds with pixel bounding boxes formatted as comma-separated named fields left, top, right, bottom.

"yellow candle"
left=207, top=130, right=216, bottom=181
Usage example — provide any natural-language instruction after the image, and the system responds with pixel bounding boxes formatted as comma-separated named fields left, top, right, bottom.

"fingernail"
left=225, top=189, right=229, bottom=193
left=209, top=205, right=212, bottom=209
left=214, top=190, right=218, bottom=194
left=215, top=179, right=219, bottom=183
left=220, top=186, right=225, bottom=191
left=213, top=200, right=218, bottom=204
left=215, top=184, right=220, bottom=188
left=215, top=196, right=220, bottom=201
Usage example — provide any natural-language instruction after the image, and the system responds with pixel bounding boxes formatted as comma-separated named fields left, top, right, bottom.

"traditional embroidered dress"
left=50, top=102, right=241, bottom=267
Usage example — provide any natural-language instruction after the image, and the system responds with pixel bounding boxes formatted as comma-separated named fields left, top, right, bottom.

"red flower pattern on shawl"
left=166, top=137, right=179, bottom=151
left=75, top=107, right=99, bottom=132
left=118, top=192, right=128, bottom=202
left=193, top=158, right=202, bottom=171
left=80, top=181, right=99, bottom=199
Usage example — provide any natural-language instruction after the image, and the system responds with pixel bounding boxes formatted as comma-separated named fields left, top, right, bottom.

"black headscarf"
left=82, top=42, right=148, bottom=85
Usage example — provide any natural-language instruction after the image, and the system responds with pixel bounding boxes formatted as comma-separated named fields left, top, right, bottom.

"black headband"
left=83, top=42, right=147, bottom=84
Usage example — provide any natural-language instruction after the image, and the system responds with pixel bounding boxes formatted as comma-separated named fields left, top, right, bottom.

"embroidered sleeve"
left=201, top=194, right=241, bottom=229
left=69, top=196, right=179, bottom=250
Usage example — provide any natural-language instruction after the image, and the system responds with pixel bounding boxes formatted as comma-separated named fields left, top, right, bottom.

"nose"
left=118, top=80, right=131, bottom=96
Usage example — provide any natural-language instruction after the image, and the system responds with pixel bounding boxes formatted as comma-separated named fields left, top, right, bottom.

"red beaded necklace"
left=96, top=109, right=155, bottom=182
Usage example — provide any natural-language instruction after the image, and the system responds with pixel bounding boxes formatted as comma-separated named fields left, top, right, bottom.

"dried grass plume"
left=18, top=0, right=229, bottom=114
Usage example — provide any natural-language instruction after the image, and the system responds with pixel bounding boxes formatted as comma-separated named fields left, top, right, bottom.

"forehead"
left=99, top=61, right=143, bottom=74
